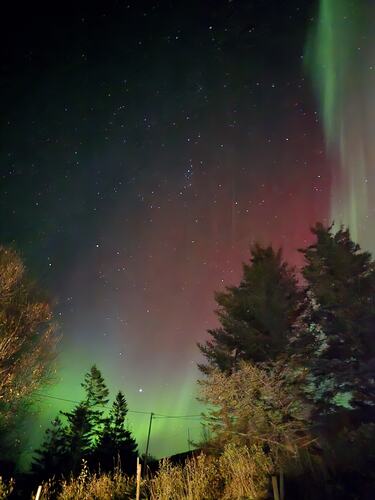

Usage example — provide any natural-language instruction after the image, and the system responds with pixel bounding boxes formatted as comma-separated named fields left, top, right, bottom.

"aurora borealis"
left=0, top=0, right=373, bottom=462
left=306, top=0, right=375, bottom=250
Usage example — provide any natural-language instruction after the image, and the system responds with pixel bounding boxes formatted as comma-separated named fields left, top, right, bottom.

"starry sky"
left=0, top=0, right=338, bottom=459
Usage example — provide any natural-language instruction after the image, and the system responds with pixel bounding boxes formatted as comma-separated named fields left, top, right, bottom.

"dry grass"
left=219, top=443, right=272, bottom=499
left=0, top=477, right=14, bottom=500
left=23, top=444, right=272, bottom=499
left=148, top=444, right=272, bottom=500
left=38, top=461, right=137, bottom=500
left=147, top=454, right=219, bottom=500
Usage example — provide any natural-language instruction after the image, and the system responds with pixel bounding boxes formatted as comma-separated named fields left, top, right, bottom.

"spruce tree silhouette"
left=94, top=391, right=138, bottom=475
left=199, top=244, right=299, bottom=373
left=291, top=223, right=375, bottom=416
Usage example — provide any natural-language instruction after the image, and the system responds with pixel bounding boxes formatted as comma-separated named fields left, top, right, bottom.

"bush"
left=199, top=360, right=313, bottom=471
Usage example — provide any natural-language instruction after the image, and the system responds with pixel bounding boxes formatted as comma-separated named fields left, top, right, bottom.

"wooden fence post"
left=136, top=456, right=142, bottom=500
left=35, top=485, right=42, bottom=500
left=272, top=475, right=280, bottom=500
left=280, top=469, right=285, bottom=500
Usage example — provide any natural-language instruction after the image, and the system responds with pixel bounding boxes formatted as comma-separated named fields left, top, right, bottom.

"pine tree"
left=32, top=417, right=68, bottom=479
left=62, top=402, right=92, bottom=474
left=94, top=391, right=138, bottom=474
left=81, top=365, right=109, bottom=446
left=291, top=223, right=375, bottom=415
left=32, top=366, right=111, bottom=479
left=82, top=365, right=110, bottom=409
left=198, top=244, right=299, bottom=373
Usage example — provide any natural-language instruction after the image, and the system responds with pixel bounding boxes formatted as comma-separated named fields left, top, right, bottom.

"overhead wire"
left=34, top=392, right=203, bottom=419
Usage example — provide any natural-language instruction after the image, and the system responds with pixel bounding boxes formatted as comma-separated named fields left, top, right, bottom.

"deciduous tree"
left=0, top=246, right=58, bottom=461
left=199, top=361, right=312, bottom=471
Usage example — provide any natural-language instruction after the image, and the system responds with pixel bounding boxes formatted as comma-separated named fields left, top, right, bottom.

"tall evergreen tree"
left=61, top=402, right=92, bottom=473
left=81, top=365, right=109, bottom=446
left=94, top=391, right=138, bottom=474
left=82, top=365, right=110, bottom=409
left=198, top=244, right=299, bottom=373
left=32, top=366, right=110, bottom=478
left=291, top=223, right=375, bottom=415
left=32, top=417, right=68, bottom=479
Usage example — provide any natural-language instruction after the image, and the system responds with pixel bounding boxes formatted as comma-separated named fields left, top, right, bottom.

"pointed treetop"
left=81, top=364, right=109, bottom=408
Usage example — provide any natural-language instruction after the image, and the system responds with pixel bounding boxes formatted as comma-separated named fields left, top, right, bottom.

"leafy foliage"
left=199, top=361, right=313, bottom=470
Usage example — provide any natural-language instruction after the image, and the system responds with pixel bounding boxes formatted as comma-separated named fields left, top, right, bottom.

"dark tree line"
left=32, top=366, right=138, bottom=480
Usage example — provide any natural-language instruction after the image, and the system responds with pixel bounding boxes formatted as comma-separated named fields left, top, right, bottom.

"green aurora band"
left=29, top=343, right=203, bottom=466
left=306, top=0, right=375, bottom=250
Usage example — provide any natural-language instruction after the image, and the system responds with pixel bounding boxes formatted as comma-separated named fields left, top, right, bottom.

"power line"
left=34, top=393, right=79, bottom=404
left=35, top=392, right=151, bottom=415
left=153, top=414, right=202, bottom=420
left=35, top=391, right=204, bottom=464
left=34, top=392, right=202, bottom=419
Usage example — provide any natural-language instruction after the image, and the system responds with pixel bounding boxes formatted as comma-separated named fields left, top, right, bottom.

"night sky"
left=0, top=0, right=335, bottom=459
